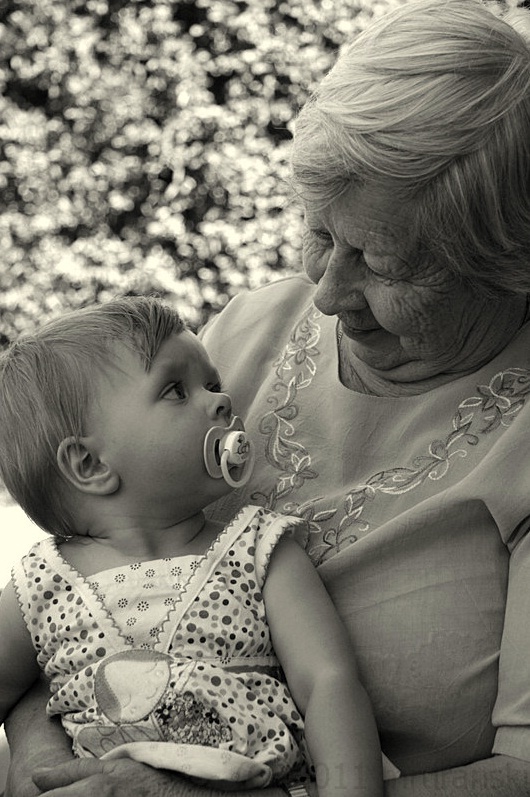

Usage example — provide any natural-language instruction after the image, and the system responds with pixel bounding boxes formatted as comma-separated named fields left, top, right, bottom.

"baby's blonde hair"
left=291, top=0, right=530, bottom=294
left=0, top=296, right=184, bottom=537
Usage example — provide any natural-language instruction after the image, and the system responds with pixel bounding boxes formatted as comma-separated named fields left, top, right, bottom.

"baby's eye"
left=161, top=382, right=186, bottom=400
left=207, top=382, right=223, bottom=393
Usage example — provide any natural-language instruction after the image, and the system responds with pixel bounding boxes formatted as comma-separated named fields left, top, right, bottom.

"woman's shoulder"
left=201, top=274, right=315, bottom=344
left=200, top=274, right=318, bottom=381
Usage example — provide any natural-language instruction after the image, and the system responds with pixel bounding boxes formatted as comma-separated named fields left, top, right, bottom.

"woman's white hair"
left=291, top=0, right=530, bottom=294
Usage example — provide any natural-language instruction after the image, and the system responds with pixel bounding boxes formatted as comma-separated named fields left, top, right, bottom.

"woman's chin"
left=347, top=340, right=446, bottom=385
left=344, top=331, right=409, bottom=372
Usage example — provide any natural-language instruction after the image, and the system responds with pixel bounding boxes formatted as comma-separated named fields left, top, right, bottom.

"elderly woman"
left=5, top=0, right=530, bottom=795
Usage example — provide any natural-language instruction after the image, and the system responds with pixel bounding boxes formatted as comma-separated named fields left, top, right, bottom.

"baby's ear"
left=57, top=437, right=120, bottom=495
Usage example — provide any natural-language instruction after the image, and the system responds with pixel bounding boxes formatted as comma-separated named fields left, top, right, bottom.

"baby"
left=0, top=296, right=397, bottom=795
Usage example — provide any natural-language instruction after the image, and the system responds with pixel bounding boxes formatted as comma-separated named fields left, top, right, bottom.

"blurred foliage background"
left=0, top=0, right=405, bottom=340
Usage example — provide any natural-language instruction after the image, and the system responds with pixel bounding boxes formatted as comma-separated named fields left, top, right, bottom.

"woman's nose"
left=312, top=246, right=368, bottom=316
left=209, top=391, right=232, bottom=420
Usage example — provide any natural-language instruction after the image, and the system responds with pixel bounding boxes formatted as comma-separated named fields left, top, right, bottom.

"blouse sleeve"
left=492, top=526, right=530, bottom=760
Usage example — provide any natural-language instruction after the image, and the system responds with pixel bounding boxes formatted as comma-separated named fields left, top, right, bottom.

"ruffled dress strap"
left=11, top=537, right=128, bottom=662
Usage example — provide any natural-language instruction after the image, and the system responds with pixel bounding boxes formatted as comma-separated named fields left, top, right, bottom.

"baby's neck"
left=60, top=512, right=223, bottom=577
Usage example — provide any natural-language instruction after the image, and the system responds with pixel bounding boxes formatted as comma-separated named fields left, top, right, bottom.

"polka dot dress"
left=11, top=506, right=309, bottom=785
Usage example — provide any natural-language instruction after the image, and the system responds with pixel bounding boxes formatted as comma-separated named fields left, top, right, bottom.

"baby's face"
left=86, top=331, right=236, bottom=515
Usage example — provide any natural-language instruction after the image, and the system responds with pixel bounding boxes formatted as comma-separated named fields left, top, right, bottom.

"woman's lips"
left=339, top=322, right=397, bottom=351
left=340, top=322, right=384, bottom=338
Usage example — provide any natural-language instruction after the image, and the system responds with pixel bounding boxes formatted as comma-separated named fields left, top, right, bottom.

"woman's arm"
left=6, top=680, right=290, bottom=797
left=298, top=756, right=530, bottom=797
left=263, top=537, right=384, bottom=797
left=4, top=676, right=74, bottom=797
left=0, top=582, right=41, bottom=724
left=30, top=758, right=290, bottom=797
left=27, top=755, right=530, bottom=797
left=384, top=755, right=530, bottom=797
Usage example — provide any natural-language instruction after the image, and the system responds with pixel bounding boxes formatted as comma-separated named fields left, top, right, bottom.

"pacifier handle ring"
left=220, top=445, right=255, bottom=488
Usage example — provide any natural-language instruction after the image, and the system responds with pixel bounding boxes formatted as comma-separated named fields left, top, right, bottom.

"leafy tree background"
left=0, top=0, right=404, bottom=341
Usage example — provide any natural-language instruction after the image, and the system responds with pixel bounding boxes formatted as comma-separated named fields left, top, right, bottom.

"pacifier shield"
left=203, top=416, right=255, bottom=488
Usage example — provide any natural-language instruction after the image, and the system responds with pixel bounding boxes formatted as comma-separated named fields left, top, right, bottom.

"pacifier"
left=203, top=416, right=255, bottom=488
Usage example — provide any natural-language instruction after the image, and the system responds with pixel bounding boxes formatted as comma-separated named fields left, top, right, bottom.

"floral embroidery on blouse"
left=305, top=367, right=530, bottom=565
left=251, top=304, right=321, bottom=509
left=251, top=301, right=530, bottom=566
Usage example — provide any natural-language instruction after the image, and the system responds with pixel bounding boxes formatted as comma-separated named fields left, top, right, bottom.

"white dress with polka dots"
left=12, top=506, right=309, bottom=787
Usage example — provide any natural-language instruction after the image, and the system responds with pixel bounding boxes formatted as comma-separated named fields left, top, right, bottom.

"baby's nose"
left=211, top=392, right=232, bottom=419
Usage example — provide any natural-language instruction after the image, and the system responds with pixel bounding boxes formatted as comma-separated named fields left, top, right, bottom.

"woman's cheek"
left=365, top=281, right=422, bottom=335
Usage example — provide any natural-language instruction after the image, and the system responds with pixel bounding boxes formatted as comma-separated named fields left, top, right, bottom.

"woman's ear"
left=57, top=437, right=120, bottom=495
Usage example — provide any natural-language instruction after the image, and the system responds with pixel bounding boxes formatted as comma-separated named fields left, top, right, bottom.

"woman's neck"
left=338, top=354, right=489, bottom=397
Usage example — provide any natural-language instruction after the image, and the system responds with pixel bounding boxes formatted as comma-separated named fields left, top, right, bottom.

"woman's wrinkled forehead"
left=305, top=182, right=416, bottom=256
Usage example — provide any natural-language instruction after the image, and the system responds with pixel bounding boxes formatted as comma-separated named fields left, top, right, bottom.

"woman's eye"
left=370, top=271, right=398, bottom=286
left=364, top=253, right=405, bottom=285
left=312, top=228, right=333, bottom=244
left=305, top=225, right=333, bottom=245
left=161, top=382, right=186, bottom=400
left=365, top=262, right=399, bottom=285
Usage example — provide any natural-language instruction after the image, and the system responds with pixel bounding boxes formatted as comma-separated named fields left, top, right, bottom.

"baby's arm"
left=263, top=538, right=383, bottom=797
left=0, top=580, right=41, bottom=725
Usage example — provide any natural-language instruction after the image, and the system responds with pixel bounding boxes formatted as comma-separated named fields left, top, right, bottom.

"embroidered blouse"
left=201, top=273, right=530, bottom=775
